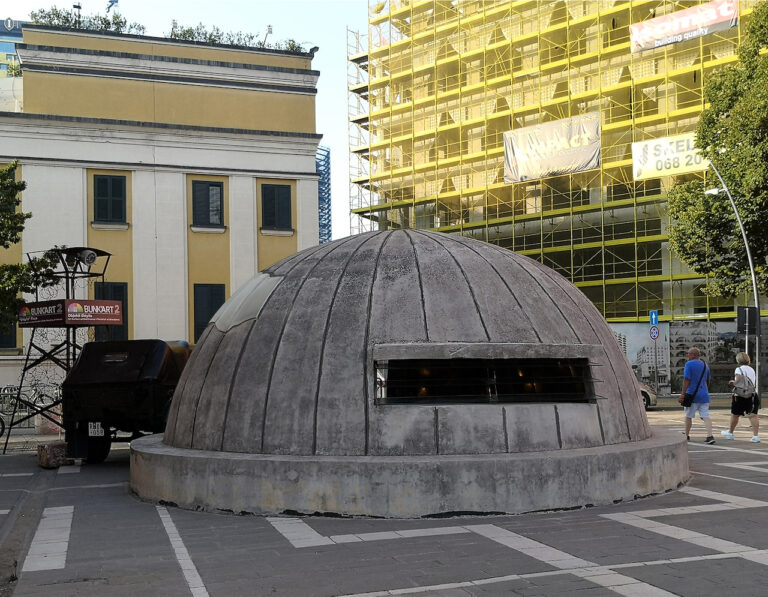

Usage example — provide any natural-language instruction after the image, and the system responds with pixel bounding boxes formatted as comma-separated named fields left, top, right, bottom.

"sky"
left=6, top=0, right=369, bottom=240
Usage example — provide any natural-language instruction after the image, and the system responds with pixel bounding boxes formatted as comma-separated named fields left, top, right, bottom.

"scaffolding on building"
left=316, top=145, right=332, bottom=244
left=348, top=0, right=760, bottom=323
left=348, top=26, right=374, bottom=236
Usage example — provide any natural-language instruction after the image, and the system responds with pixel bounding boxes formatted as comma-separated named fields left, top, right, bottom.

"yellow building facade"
left=0, top=25, right=321, bottom=378
left=349, top=0, right=760, bottom=325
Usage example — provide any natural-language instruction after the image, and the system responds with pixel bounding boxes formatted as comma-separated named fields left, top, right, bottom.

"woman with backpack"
left=721, top=352, right=760, bottom=443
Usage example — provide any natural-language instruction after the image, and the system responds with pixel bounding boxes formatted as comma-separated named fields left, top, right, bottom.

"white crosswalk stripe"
left=157, top=506, right=209, bottom=597
left=22, top=506, right=74, bottom=572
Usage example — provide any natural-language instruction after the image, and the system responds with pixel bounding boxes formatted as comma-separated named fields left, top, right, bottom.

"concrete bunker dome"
left=131, top=230, right=687, bottom=517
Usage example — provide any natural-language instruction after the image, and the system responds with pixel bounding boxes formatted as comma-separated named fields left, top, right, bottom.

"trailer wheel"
left=86, top=433, right=111, bottom=463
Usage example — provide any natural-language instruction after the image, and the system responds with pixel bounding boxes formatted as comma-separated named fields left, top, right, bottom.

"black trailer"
left=62, top=339, right=190, bottom=462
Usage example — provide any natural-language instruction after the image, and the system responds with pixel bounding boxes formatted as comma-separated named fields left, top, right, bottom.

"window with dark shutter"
left=192, top=181, right=224, bottom=227
left=193, top=284, right=225, bottom=341
left=261, top=184, right=292, bottom=230
left=94, top=282, right=128, bottom=341
left=0, top=323, right=15, bottom=349
left=94, top=175, right=126, bottom=223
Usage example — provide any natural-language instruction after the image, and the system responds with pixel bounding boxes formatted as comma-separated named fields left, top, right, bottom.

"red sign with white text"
left=630, top=0, right=738, bottom=54
left=19, top=300, right=123, bottom=327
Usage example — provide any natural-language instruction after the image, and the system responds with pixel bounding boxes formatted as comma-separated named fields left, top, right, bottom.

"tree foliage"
left=0, top=162, right=58, bottom=331
left=27, top=8, right=306, bottom=51
left=668, top=2, right=768, bottom=298
left=6, top=62, right=21, bottom=77
left=166, top=20, right=305, bottom=52
left=167, top=21, right=257, bottom=46
left=29, top=6, right=146, bottom=34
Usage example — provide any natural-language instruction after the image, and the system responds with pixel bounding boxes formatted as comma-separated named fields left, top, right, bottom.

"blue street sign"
left=649, top=310, right=658, bottom=326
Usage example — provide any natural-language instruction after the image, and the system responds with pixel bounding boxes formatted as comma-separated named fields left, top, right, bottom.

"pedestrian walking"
left=721, top=352, right=760, bottom=443
left=680, top=347, right=714, bottom=444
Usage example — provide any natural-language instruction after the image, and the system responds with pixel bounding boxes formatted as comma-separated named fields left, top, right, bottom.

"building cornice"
left=18, top=45, right=319, bottom=94
left=0, top=112, right=322, bottom=177
left=17, top=44, right=319, bottom=76
left=0, top=111, right=323, bottom=140
left=2, top=153, right=321, bottom=180
left=21, top=63, right=318, bottom=95
left=20, top=24, right=317, bottom=58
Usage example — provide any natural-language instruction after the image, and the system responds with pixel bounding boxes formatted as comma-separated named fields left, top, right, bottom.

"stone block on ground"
left=37, top=441, right=68, bottom=468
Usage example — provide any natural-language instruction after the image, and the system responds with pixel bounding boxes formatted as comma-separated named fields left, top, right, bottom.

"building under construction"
left=348, top=0, right=760, bottom=328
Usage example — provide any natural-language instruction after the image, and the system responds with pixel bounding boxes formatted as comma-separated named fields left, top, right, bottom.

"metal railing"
left=0, top=384, right=61, bottom=431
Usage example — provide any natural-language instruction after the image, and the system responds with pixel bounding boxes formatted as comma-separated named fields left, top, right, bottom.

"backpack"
left=733, top=367, right=755, bottom=398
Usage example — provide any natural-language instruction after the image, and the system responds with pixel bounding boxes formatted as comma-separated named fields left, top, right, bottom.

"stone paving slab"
left=621, top=558, right=768, bottom=596
left=2, top=410, right=768, bottom=596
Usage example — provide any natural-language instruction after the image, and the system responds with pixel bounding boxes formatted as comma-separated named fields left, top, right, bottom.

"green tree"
left=0, top=162, right=58, bottom=332
left=167, top=20, right=253, bottom=46
left=274, top=39, right=307, bottom=53
left=667, top=1, right=768, bottom=298
left=6, top=62, right=21, bottom=78
left=29, top=6, right=146, bottom=34
left=28, top=7, right=305, bottom=51
left=166, top=20, right=305, bottom=51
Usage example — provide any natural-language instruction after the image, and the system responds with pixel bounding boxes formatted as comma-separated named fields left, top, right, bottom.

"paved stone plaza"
left=2, top=409, right=768, bottom=596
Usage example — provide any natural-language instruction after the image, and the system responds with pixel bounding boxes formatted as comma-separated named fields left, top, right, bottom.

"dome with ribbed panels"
left=163, top=230, right=650, bottom=456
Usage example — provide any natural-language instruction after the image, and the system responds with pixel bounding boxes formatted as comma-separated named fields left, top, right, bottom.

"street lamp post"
left=705, top=161, right=761, bottom=396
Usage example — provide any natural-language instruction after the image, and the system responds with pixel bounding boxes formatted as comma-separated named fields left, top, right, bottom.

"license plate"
left=88, top=422, right=104, bottom=437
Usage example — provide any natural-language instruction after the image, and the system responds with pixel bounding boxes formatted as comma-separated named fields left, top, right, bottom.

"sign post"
left=649, top=310, right=660, bottom=393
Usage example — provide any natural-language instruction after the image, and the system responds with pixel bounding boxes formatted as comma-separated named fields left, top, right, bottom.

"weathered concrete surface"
left=164, top=230, right=651, bottom=457
left=131, top=429, right=688, bottom=518
left=147, top=230, right=673, bottom=517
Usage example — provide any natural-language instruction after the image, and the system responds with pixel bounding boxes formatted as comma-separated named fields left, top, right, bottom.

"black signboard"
left=737, top=306, right=759, bottom=334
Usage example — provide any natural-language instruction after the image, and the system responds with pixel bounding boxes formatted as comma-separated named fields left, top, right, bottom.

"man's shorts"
left=732, top=394, right=761, bottom=416
left=684, top=402, right=710, bottom=419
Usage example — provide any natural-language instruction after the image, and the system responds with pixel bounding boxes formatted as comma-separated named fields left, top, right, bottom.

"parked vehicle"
left=639, top=383, right=658, bottom=411
left=62, top=339, right=190, bottom=463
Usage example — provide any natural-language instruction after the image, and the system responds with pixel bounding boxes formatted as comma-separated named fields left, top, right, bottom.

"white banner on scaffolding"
left=632, top=132, right=709, bottom=180
left=503, top=113, right=601, bottom=184
left=629, top=0, right=738, bottom=54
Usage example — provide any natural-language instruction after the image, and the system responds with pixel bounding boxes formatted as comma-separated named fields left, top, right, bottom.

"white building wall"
left=229, top=175, right=257, bottom=292
left=296, top=177, right=320, bottom=251
left=153, top=172, right=188, bottom=341
left=22, top=164, right=87, bottom=254
left=131, top=169, right=158, bottom=339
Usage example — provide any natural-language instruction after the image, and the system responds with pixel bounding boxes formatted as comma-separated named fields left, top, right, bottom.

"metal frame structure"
left=1, top=247, right=111, bottom=453
left=316, top=145, right=332, bottom=244
left=347, top=0, right=764, bottom=325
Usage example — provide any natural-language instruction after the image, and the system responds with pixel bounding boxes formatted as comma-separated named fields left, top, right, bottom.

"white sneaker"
left=721, top=431, right=734, bottom=440
left=751, top=436, right=761, bottom=443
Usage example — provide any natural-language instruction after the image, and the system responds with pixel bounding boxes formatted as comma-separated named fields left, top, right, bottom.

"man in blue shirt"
left=681, top=346, right=713, bottom=444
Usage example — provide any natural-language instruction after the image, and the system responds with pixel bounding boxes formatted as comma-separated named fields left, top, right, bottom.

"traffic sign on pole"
left=649, top=310, right=658, bottom=326
left=650, top=325, right=660, bottom=341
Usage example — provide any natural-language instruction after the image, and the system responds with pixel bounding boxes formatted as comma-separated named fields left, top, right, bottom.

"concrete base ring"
left=130, top=429, right=688, bottom=518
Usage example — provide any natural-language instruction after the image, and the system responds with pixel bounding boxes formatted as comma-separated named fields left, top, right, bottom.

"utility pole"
left=705, top=162, right=761, bottom=397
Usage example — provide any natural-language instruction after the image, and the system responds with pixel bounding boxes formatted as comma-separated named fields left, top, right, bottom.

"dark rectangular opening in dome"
left=375, top=358, right=590, bottom=404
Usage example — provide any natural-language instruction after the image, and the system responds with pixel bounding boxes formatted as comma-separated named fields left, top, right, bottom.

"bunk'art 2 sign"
left=629, top=0, right=738, bottom=54
left=18, top=299, right=123, bottom=327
